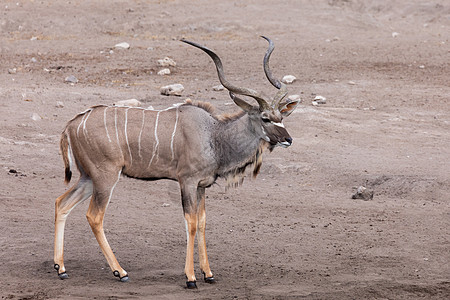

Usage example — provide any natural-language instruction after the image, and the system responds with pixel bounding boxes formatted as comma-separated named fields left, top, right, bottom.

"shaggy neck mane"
left=183, top=99, right=245, bottom=122
left=184, top=99, right=272, bottom=188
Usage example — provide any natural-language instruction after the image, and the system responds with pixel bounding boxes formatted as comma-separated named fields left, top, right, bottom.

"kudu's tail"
left=60, top=131, right=72, bottom=184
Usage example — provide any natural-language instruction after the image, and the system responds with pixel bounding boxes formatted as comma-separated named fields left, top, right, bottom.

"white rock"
left=281, top=75, right=296, bottom=84
left=348, top=81, right=356, bottom=85
left=288, top=94, right=301, bottom=102
left=30, top=36, right=38, bottom=41
left=160, top=84, right=184, bottom=96
left=64, top=75, right=78, bottom=84
left=419, top=65, right=425, bottom=69
left=31, top=113, right=41, bottom=121
left=157, top=68, right=171, bottom=75
left=56, top=101, right=64, bottom=108
left=313, top=95, right=327, bottom=104
left=392, top=32, right=400, bottom=38
left=114, top=99, right=142, bottom=107
left=8, top=68, right=17, bottom=74
left=147, top=105, right=155, bottom=110
left=115, top=42, right=130, bottom=49
left=157, top=57, right=176, bottom=67
left=212, top=84, right=225, bottom=91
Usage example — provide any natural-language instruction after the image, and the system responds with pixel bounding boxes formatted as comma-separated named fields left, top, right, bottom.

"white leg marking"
left=114, top=108, right=123, bottom=157
left=148, top=110, right=161, bottom=167
left=138, top=109, right=145, bottom=159
left=184, top=219, right=189, bottom=243
left=170, top=107, right=179, bottom=160
left=124, top=108, right=133, bottom=166
left=104, top=107, right=112, bottom=143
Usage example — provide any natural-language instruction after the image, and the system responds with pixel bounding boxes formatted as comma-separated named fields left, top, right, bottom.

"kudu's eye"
left=262, top=117, right=271, bottom=123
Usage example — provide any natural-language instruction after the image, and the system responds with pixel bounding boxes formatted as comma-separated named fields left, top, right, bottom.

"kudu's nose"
left=285, top=137, right=293, bottom=145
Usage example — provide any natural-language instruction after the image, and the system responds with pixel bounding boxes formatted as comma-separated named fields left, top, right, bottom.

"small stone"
left=313, top=95, right=327, bottom=104
left=212, top=84, right=225, bottom=91
left=157, top=68, right=171, bottom=75
left=115, top=42, right=130, bottom=49
left=392, top=32, right=400, bottom=38
left=147, top=105, right=155, bottom=110
left=30, top=36, right=38, bottom=41
left=64, top=75, right=78, bottom=84
left=348, top=81, right=356, bottom=85
left=8, top=68, right=17, bottom=74
left=162, top=203, right=170, bottom=207
left=31, top=113, right=41, bottom=121
left=157, top=57, right=176, bottom=67
left=419, top=65, right=425, bottom=69
left=281, top=75, right=296, bottom=84
left=31, top=57, right=37, bottom=63
left=56, top=101, right=64, bottom=108
left=160, top=84, right=184, bottom=96
left=352, top=186, right=374, bottom=201
left=114, top=99, right=142, bottom=107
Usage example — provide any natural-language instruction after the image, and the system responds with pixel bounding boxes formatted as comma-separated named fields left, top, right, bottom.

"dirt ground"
left=1, top=0, right=449, bottom=299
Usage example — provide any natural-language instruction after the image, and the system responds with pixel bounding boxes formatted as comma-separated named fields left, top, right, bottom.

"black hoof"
left=203, top=272, right=216, bottom=284
left=204, top=276, right=216, bottom=284
left=58, top=272, right=69, bottom=280
left=186, top=281, right=197, bottom=289
left=113, top=270, right=129, bottom=282
left=54, top=264, right=69, bottom=279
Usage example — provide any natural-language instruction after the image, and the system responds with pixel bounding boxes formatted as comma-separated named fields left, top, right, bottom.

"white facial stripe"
left=271, top=121, right=285, bottom=128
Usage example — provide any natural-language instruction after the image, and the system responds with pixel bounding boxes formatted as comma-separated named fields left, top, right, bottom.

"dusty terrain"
left=1, top=0, right=449, bottom=299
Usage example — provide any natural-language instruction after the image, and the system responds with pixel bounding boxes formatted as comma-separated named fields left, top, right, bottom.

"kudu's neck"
left=213, top=113, right=266, bottom=184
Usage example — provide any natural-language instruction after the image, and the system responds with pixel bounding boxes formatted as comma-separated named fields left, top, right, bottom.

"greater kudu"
left=53, top=36, right=299, bottom=288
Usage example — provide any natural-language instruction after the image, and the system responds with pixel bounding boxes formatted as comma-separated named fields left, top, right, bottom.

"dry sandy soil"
left=1, top=0, right=449, bottom=299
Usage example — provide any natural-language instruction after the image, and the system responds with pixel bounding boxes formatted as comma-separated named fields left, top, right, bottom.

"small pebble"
left=158, top=57, right=176, bottom=67
left=281, top=75, right=296, bottom=84
left=160, top=84, right=184, bottom=96
left=157, top=68, right=171, bottom=75
left=64, top=75, right=78, bottom=84
left=212, top=84, right=225, bottom=91
left=115, top=42, right=130, bottom=49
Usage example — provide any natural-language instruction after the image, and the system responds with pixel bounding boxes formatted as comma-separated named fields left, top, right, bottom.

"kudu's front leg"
left=197, top=187, right=215, bottom=284
left=180, top=181, right=200, bottom=289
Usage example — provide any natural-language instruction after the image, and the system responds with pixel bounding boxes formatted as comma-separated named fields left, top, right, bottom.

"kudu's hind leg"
left=86, top=170, right=129, bottom=282
left=54, top=177, right=93, bottom=279
left=196, top=187, right=215, bottom=284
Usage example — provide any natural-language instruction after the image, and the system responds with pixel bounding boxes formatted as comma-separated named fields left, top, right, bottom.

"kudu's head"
left=182, top=36, right=299, bottom=148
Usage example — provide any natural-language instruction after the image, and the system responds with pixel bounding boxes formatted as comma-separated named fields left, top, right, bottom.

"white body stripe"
left=124, top=108, right=133, bottom=166
left=148, top=110, right=161, bottom=167
left=82, top=109, right=92, bottom=137
left=76, top=113, right=87, bottom=137
left=104, top=107, right=112, bottom=143
left=138, top=109, right=145, bottom=159
left=114, top=108, right=123, bottom=157
left=170, top=107, right=179, bottom=160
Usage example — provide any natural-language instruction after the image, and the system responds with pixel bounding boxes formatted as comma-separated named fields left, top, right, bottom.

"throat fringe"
left=224, top=140, right=270, bottom=188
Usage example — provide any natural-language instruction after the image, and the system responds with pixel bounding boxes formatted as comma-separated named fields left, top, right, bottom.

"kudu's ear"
left=229, top=92, right=253, bottom=112
left=279, top=99, right=300, bottom=117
